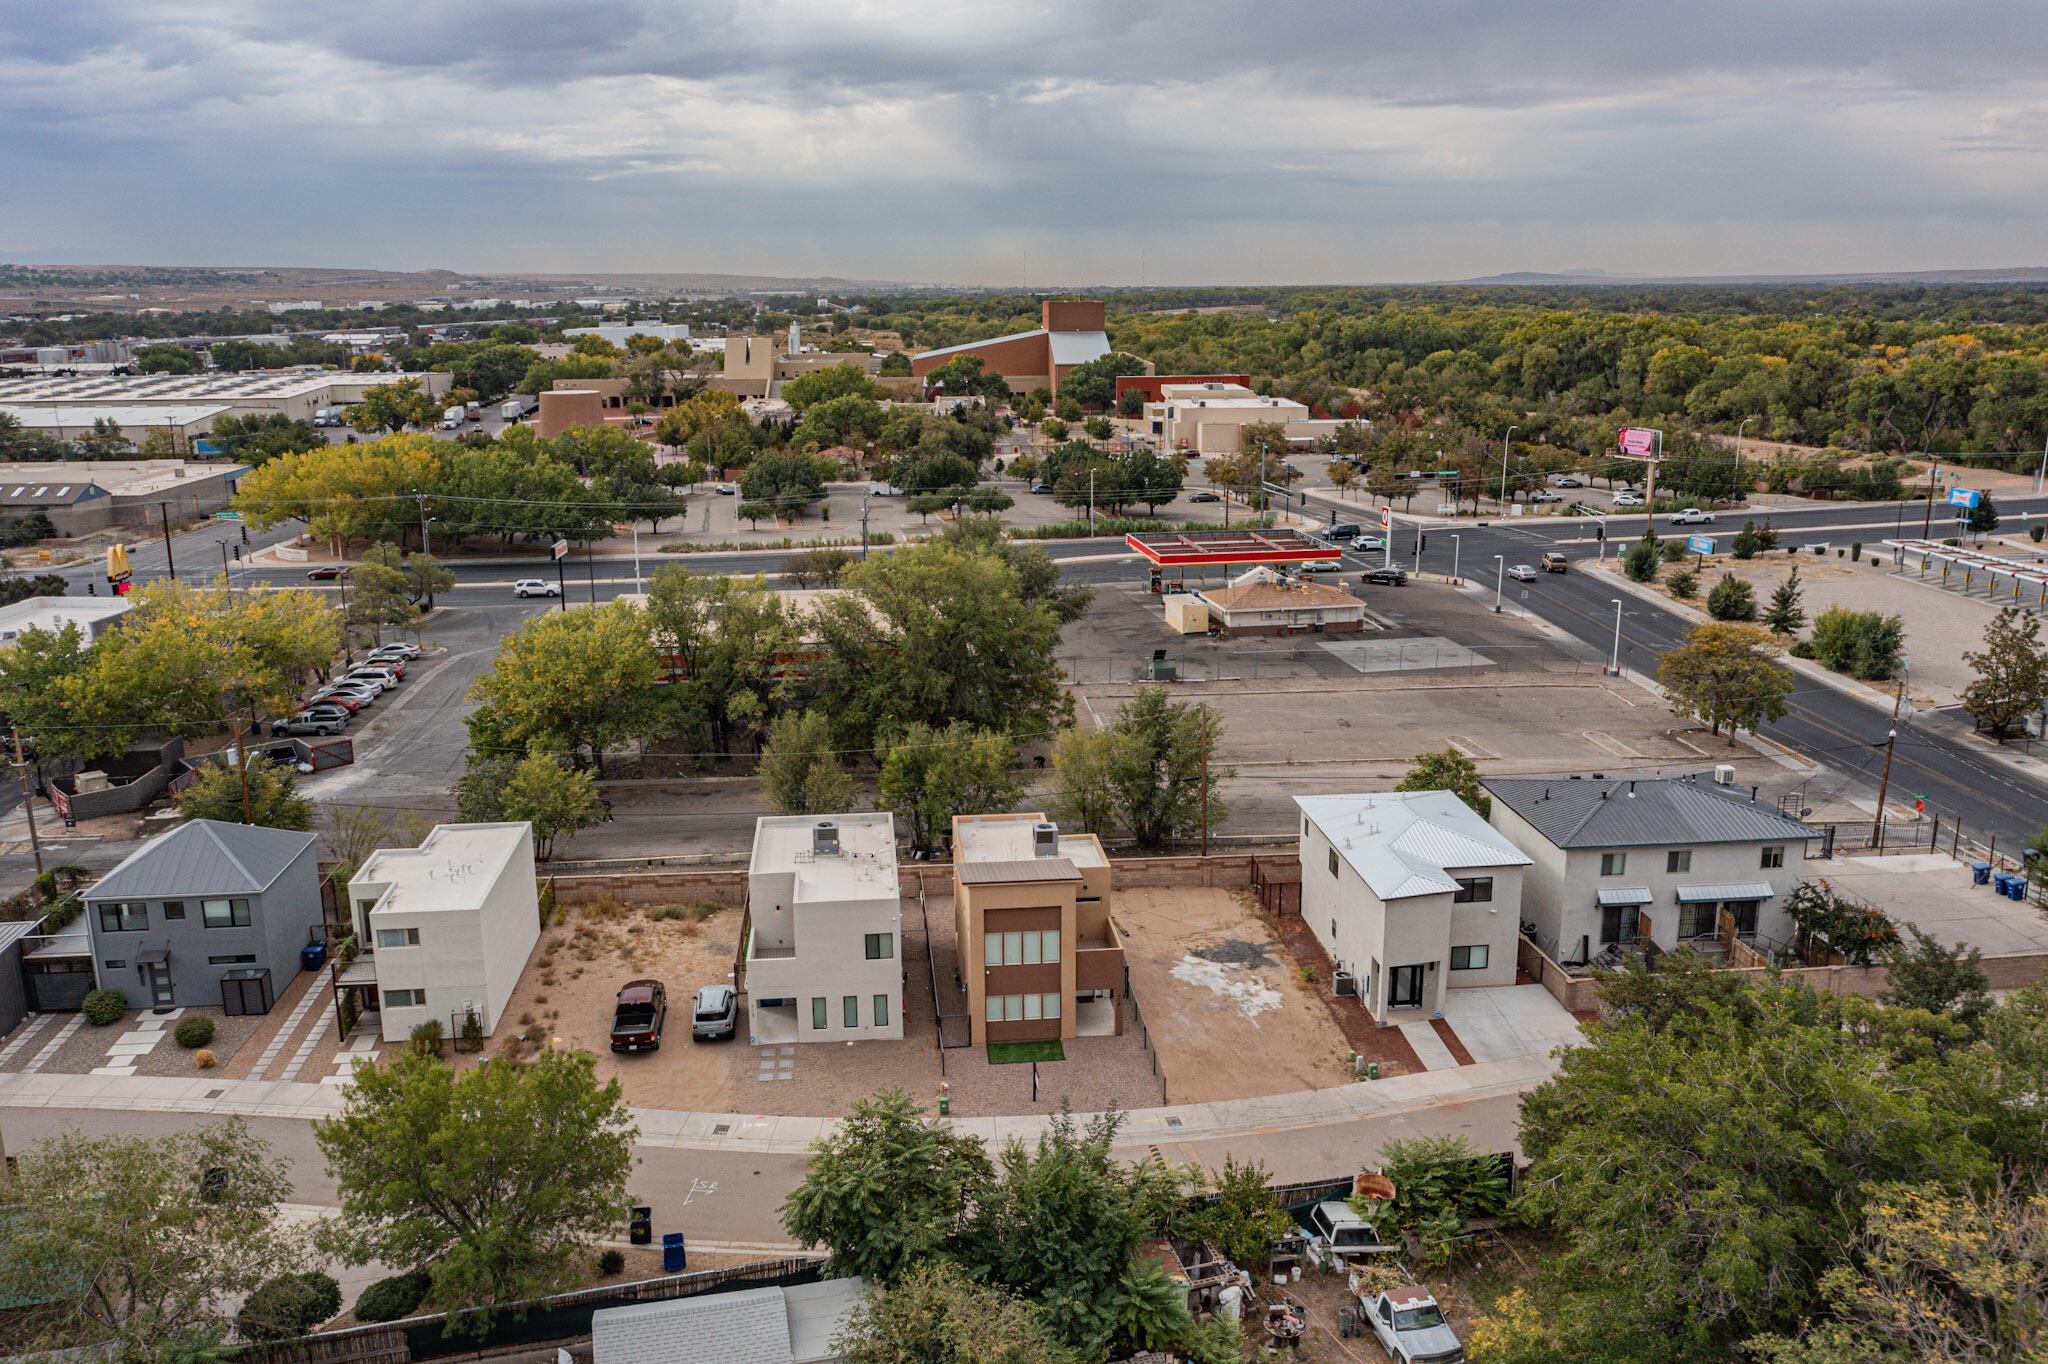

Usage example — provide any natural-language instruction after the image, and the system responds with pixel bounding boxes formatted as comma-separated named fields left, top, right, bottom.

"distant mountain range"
left=1441, top=267, right=2048, bottom=286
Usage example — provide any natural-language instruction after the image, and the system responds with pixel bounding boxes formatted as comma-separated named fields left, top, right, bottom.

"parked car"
left=1668, top=507, right=1715, bottom=525
left=369, top=642, right=421, bottom=661
left=1528, top=490, right=1565, bottom=503
left=295, top=702, right=355, bottom=724
left=1299, top=1201, right=1395, bottom=1267
left=1294, top=559, right=1343, bottom=574
left=345, top=667, right=400, bottom=689
left=691, top=984, right=738, bottom=1041
left=1507, top=563, right=1539, bottom=582
left=1540, top=552, right=1569, bottom=573
left=305, top=566, right=350, bottom=580
left=1553, top=476, right=1584, bottom=488
left=1326, top=522, right=1362, bottom=539
left=1354, top=534, right=1386, bottom=552
left=1030, top=482, right=1056, bottom=494
left=609, top=979, right=668, bottom=1053
left=270, top=714, right=345, bottom=737
left=513, top=579, right=560, bottom=598
left=1188, top=490, right=1220, bottom=503
left=316, top=683, right=379, bottom=707
left=1363, top=566, right=1409, bottom=586
left=1362, top=1285, right=1464, bottom=1364
left=714, top=483, right=738, bottom=495
left=353, top=656, right=404, bottom=677
left=303, top=693, right=361, bottom=713
left=1612, top=489, right=1645, bottom=507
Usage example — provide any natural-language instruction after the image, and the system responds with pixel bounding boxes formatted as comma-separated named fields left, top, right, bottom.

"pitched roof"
left=1203, top=581, right=1360, bottom=612
left=1297, top=791, right=1531, bottom=901
left=87, top=819, right=315, bottom=900
left=957, top=857, right=1081, bottom=884
left=914, top=328, right=1046, bottom=362
left=1482, top=773, right=1818, bottom=849
left=1048, top=330, right=1112, bottom=366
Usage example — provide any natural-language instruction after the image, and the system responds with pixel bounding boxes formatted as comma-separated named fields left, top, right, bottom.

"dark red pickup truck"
left=609, top=979, right=667, bottom=1052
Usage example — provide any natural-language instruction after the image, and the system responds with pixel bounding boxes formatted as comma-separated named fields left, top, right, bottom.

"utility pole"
left=1920, top=456, right=1939, bottom=539
left=1199, top=708, right=1210, bottom=858
left=860, top=491, right=871, bottom=560
left=1498, top=425, right=1517, bottom=506
left=159, top=501, right=176, bottom=581
left=1871, top=675, right=1907, bottom=847
left=10, top=727, right=45, bottom=893
left=1088, top=468, right=1095, bottom=537
left=417, top=493, right=431, bottom=555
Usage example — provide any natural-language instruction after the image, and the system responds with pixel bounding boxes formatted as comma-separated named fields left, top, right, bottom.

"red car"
left=609, top=979, right=667, bottom=1052
left=305, top=566, right=350, bottom=580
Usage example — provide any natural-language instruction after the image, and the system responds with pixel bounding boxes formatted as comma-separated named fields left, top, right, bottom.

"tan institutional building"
left=950, top=813, right=1124, bottom=1045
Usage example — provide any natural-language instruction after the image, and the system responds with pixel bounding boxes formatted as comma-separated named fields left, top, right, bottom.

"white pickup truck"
left=1362, top=1285, right=1465, bottom=1364
left=1298, top=1200, right=1396, bottom=1267
left=1668, top=507, right=1716, bottom=525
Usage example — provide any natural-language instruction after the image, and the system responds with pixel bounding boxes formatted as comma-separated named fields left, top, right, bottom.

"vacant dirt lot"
left=1117, top=886, right=1355, bottom=1102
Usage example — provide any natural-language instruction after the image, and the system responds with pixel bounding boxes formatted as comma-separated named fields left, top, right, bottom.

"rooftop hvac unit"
left=812, top=820, right=840, bottom=856
left=1713, top=764, right=1736, bottom=786
left=1333, top=970, right=1357, bottom=997
left=1032, top=821, right=1060, bottom=858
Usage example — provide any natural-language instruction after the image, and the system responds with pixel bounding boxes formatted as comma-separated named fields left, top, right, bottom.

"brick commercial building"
left=950, top=813, right=1124, bottom=1046
left=1114, top=373, right=1250, bottom=405
left=910, top=300, right=1112, bottom=396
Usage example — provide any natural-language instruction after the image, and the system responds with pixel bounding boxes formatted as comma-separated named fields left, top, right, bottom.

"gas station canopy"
left=1125, top=528, right=1330, bottom=567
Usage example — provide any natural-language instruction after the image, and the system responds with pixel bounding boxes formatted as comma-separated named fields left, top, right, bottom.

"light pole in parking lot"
left=1609, top=599, right=1623, bottom=675
left=1493, top=555, right=1505, bottom=612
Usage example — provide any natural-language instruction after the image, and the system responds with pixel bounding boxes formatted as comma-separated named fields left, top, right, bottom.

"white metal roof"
left=1048, top=330, right=1111, bottom=366
left=1297, top=791, right=1530, bottom=901
left=0, top=403, right=231, bottom=430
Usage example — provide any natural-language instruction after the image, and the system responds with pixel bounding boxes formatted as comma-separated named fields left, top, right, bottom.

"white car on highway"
left=513, top=579, right=561, bottom=598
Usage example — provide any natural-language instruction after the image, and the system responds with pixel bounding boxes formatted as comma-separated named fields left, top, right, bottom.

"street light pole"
left=1493, top=554, right=1505, bottom=613
left=1871, top=674, right=1907, bottom=846
left=2036, top=431, right=2047, bottom=495
left=1609, top=598, right=1624, bottom=675
left=1733, top=417, right=1754, bottom=483
left=1451, top=533, right=1461, bottom=585
left=631, top=525, right=643, bottom=597
left=1499, top=426, right=1517, bottom=506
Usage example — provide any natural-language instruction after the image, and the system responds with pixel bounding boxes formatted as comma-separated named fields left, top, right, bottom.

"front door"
left=1388, top=965, right=1425, bottom=1010
left=147, top=962, right=174, bottom=1009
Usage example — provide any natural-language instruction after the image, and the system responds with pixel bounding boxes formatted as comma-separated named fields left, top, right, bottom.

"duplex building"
left=1295, top=792, right=1529, bottom=1023
left=344, top=823, right=539, bottom=1043
left=1484, top=773, right=1818, bottom=967
left=951, top=813, right=1124, bottom=1045
left=910, top=300, right=1111, bottom=396
left=744, top=814, right=903, bottom=1043
left=83, top=819, right=322, bottom=1014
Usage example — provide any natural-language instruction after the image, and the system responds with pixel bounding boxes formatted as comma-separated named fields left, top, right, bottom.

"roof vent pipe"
left=1032, top=821, right=1060, bottom=857
left=812, top=820, right=840, bottom=856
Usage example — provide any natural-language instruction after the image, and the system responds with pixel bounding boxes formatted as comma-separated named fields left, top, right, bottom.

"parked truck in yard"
left=609, top=979, right=667, bottom=1052
left=1361, top=1285, right=1465, bottom=1363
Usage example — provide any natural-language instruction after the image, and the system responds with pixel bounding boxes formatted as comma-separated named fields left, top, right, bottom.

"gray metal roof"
left=1675, top=881, right=1778, bottom=902
left=86, top=819, right=315, bottom=901
left=1483, top=774, right=1817, bottom=849
left=1298, top=791, right=1531, bottom=902
left=1595, top=886, right=1654, bottom=907
left=915, top=328, right=1045, bottom=362
left=958, top=857, right=1081, bottom=884
left=0, top=920, right=38, bottom=954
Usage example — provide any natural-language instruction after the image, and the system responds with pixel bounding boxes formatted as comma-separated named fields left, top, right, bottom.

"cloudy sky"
left=4, top=0, right=2045, bottom=285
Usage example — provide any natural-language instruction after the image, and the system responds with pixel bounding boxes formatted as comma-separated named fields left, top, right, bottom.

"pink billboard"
left=1617, top=427, right=1658, bottom=455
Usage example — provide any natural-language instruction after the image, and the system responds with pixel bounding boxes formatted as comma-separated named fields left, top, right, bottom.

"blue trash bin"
left=2010, top=879, right=2029, bottom=902
left=662, top=1232, right=686, bottom=1273
left=301, top=941, right=327, bottom=972
left=1972, top=862, right=1992, bottom=885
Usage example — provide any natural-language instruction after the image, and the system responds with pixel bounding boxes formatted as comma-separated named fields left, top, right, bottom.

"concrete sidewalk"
left=0, top=1049, right=1564, bottom=1154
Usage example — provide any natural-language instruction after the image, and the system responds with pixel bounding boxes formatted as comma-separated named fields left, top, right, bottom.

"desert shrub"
left=1706, top=574, right=1757, bottom=621
left=1667, top=570, right=1698, bottom=599
left=1850, top=540, right=1862, bottom=560
left=1658, top=538, right=1688, bottom=563
left=1622, top=539, right=1660, bottom=582
left=195, top=1048, right=218, bottom=1068
left=1809, top=605, right=1905, bottom=680
left=237, top=1271, right=342, bottom=1342
left=2032, top=523, right=2044, bottom=543
left=409, top=1018, right=443, bottom=1058
left=82, top=988, right=126, bottom=1025
left=353, top=1269, right=431, bottom=1324
left=174, top=1015, right=215, bottom=1049
left=597, top=1248, right=626, bottom=1276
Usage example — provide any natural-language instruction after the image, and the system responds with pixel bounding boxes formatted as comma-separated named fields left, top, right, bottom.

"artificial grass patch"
left=987, top=1039, right=1065, bottom=1065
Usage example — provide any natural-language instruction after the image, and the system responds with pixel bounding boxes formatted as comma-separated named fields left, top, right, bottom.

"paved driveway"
left=1438, top=985, right=1586, bottom=1065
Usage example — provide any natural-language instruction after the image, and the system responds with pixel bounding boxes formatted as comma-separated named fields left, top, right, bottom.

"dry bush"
left=194, top=1048, right=218, bottom=1069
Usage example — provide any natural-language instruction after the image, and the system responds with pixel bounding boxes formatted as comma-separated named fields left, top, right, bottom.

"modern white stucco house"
left=345, top=822, right=539, bottom=1043
left=1295, top=791, right=1530, bottom=1024
left=1483, top=773, right=1817, bottom=968
left=744, top=814, right=903, bottom=1044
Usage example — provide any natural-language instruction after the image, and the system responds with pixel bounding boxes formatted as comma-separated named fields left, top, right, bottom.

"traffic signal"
left=241, top=525, right=249, bottom=545
left=1595, top=524, right=1607, bottom=542
left=1419, top=534, right=1427, bottom=552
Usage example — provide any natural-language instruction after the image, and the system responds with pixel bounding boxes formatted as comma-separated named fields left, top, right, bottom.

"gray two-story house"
left=1484, top=773, right=1818, bottom=967
left=83, top=820, right=322, bottom=1014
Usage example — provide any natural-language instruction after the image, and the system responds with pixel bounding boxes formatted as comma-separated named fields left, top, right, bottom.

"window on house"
left=1024, top=993, right=1042, bottom=1020
left=812, top=997, right=828, bottom=1030
left=1453, top=877, right=1494, bottom=903
left=1004, top=994, right=1023, bottom=1021
left=356, top=899, right=378, bottom=915
left=1600, top=904, right=1638, bottom=945
left=873, top=994, right=888, bottom=1027
left=1678, top=902, right=1716, bottom=940
left=1022, top=931, right=1041, bottom=965
left=162, top=901, right=185, bottom=920
left=1329, top=847, right=1339, bottom=876
left=986, top=994, right=1003, bottom=1023
left=843, top=996, right=858, bottom=1028
left=1042, top=992, right=1060, bottom=1019
left=1041, top=930, right=1059, bottom=963
left=383, top=988, right=425, bottom=1008
left=207, top=954, right=257, bottom=965
left=1599, top=853, right=1627, bottom=876
left=1761, top=846, right=1785, bottom=869
left=103, top=958, right=126, bottom=969
left=1449, top=945, right=1489, bottom=970
left=98, top=902, right=147, bottom=933
left=375, top=927, right=420, bottom=948
left=1003, top=931, right=1023, bottom=965
left=201, top=898, right=251, bottom=928
left=1666, top=850, right=1692, bottom=873
left=864, top=932, right=893, bottom=960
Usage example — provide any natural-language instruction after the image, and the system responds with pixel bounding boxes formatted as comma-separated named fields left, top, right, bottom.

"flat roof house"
left=1484, top=772, right=1818, bottom=969
left=83, top=819, right=321, bottom=1015
left=344, top=823, right=539, bottom=1043
left=744, top=814, right=902, bottom=1044
left=1296, top=792, right=1530, bottom=1024
left=951, top=813, right=1123, bottom=1046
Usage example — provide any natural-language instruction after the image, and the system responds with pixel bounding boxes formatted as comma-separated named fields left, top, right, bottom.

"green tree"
left=781, top=1088, right=992, bottom=1283
left=1179, top=1155, right=1292, bottom=1271
left=1097, top=688, right=1229, bottom=849
left=1056, top=353, right=1150, bottom=411
left=933, top=515, right=1095, bottom=622
left=348, top=378, right=442, bottom=434
left=134, top=343, right=198, bottom=374
left=499, top=752, right=604, bottom=860
left=314, top=1051, right=637, bottom=1319
left=643, top=567, right=795, bottom=754
left=1764, top=566, right=1807, bottom=634
left=1731, top=519, right=1765, bottom=559
left=782, top=363, right=882, bottom=411
left=1666, top=569, right=1698, bottom=598
left=1809, top=605, right=1905, bottom=680
left=236, top=1271, right=343, bottom=1342
left=77, top=416, right=130, bottom=459
left=878, top=722, right=1024, bottom=849
left=1047, top=726, right=1117, bottom=835
left=340, top=557, right=415, bottom=646
left=1882, top=925, right=1994, bottom=1030
left=1657, top=622, right=1794, bottom=742
left=1967, top=491, right=2001, bottom=534
left=177, top=759, right=315, bottom=830
left=465, top=601, right=665, bottom=774
left=0, top=620, right=91, bottom=768
left=1962, top=607, right=2048, bottom=740
left=0, top=1119, right=304, bottom=1362
left=1622, top=531, right=1661, bottom=582
left=758, top=709, right=856, bottom=814
left=832, top=1261, right=1085, bottom=1364
left=1706, top=573, right=1758, bottom=621
left=1395, top=747, right=1491, bottom=817
left=740, top=450, right=832, bottom=520
left=206, top=412, right=327, bottom=465
left=735, top=498, right=775, bottom=529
